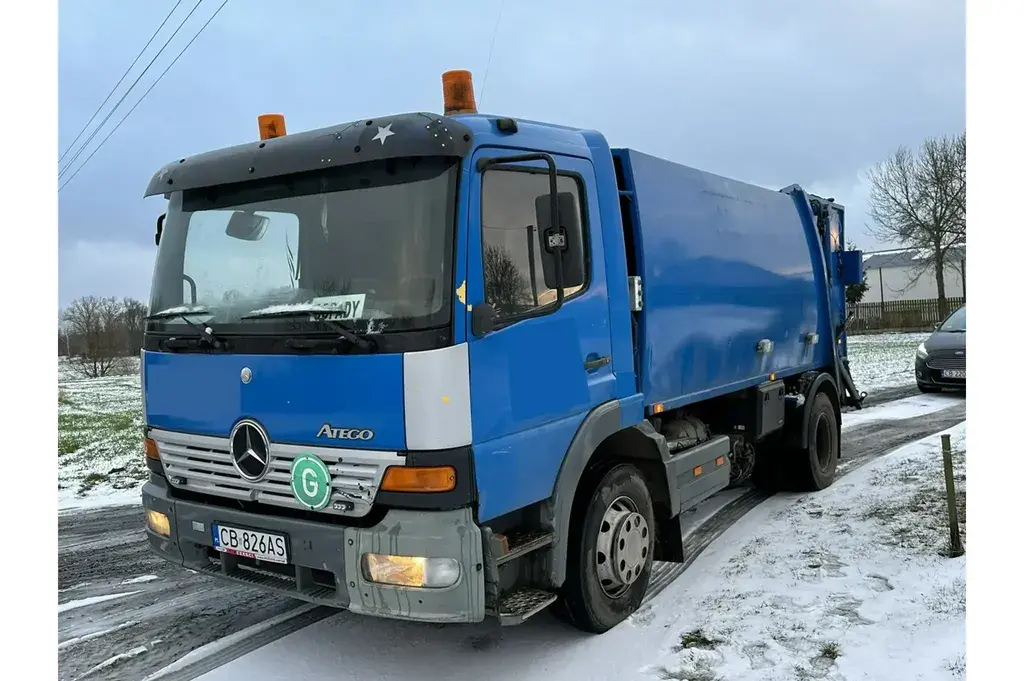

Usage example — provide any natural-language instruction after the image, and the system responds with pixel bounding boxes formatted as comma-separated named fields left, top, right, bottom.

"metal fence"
left=848, top=297, right=966, bottom=333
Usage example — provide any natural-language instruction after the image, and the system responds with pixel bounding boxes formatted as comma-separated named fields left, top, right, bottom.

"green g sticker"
left=291, top=454, right=332, bottom=510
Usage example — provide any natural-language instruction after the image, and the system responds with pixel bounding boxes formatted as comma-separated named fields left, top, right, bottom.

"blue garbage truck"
left=140, top=69, right=865, bottom=633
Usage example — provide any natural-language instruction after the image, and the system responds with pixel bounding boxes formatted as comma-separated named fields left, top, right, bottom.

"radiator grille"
left=151, top=428, right=404, bottom=518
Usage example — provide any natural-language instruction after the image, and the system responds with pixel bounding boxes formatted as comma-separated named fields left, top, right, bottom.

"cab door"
left=465, top=149, right=615, bottom=522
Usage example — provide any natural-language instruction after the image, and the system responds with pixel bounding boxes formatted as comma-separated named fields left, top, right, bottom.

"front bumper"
left=142, top=479, right=485, bottom=624
left=915, top=357, right=967, bottom=389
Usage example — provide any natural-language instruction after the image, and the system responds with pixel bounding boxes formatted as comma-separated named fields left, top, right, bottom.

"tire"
left=752, top=392, right=838, bottom=493
left=792, top=393, right=839, bottom=491
left=557, top=463, right=655, bottom=633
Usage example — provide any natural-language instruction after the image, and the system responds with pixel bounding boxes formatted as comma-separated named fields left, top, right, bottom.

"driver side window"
left=480, top=169, right=585, bottom=318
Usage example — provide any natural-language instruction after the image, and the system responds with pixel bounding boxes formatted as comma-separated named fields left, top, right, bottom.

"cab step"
left=491, top=587, right=559, bottom=626
left=494, top=530, right=554, bottom=566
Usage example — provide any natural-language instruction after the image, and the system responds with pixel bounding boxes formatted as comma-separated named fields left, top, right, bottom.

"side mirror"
left=225, top=211, right=270, bottom=241
left=535, top=191, right=585, bottom=289
left=471, top=303, right=497, bottom=336
left=155, top=213, right=165, bottom=246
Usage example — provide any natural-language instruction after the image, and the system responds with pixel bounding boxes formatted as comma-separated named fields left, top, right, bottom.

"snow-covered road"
left=57, top=393, right=965, bottom=681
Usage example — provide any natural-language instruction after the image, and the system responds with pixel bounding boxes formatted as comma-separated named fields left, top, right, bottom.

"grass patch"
left=78, top=472, right=109, bottom=493
left=927, top=577, right=966, bottom=616
left=58, top=389, right=73, bottom=406
left=59, top=411, right=137, bottom=434
left=819, top=641, right=841, bottom=660
left=58, top=432, right=90, bottom=456
left=862, top=446, right=966, bottom=555
left=658, top=658, right=720, bottom=681
left=673, top=629, right=723, bottom=652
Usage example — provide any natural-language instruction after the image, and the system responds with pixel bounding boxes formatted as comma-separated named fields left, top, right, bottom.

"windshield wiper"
left=146, top=310, right=227, bottom=350
left=240, top=310, right=378, bottom=352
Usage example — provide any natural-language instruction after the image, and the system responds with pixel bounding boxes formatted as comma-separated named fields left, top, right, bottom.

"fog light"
left=361, top=553, right=461, bottom=588
left=146, top=509, right=171, bottom=537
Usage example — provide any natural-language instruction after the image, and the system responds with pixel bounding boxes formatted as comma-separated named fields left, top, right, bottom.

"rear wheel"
left=557, top=463, right=655, bottom=633
left=752, top=391, right=838, bottom=492
left=792, top=393, right=839, bottom=491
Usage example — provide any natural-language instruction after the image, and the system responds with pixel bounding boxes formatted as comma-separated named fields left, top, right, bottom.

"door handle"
left=584, top=355, right=611, bottom=371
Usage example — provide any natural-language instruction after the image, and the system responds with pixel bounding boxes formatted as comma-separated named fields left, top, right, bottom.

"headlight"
left=916, top=343, right=928, bottom=360
left=146, top=509, right=171, bottom=537
left=361, top=554, right=461, bottom=589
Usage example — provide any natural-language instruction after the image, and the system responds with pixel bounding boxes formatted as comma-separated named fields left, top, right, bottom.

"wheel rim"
left=814, top=413, right=833, bottom=469
left=594, top=495, right=650, bottom=598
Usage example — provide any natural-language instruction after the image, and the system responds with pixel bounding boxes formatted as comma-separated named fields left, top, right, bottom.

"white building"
left=860, top=246, right=965, bottom=304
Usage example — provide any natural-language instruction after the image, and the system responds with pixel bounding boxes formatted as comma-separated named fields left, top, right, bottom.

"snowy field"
left=184, top=422, right=966, bottom=681
left=846, top=332, right=930, bottom=394
left=58, top=357, right=144, bottom=509
left=55, top=333, right=930, bottom=509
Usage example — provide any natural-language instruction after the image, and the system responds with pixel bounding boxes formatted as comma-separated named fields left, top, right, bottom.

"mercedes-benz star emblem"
left=229, top=419, right=271, bottom=481
left=240, top=367, right=252, bottom=384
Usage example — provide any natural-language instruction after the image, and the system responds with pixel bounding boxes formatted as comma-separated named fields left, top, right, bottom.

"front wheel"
left=557, top=463, right=655, bottom=633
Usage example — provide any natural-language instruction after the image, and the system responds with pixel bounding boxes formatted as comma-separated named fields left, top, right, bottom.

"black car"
left=915, top=304, right=966, bottom=393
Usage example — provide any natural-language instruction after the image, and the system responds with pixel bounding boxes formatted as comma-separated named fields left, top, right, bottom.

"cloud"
left=58, top=239, right=155, bottom=308
left=57, top=0, right=964, bottom=304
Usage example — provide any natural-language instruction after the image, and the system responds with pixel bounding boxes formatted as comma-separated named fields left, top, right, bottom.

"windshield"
left=148, top=156, right=458, bottom=334
left=938, top=305, right=966, bottom=332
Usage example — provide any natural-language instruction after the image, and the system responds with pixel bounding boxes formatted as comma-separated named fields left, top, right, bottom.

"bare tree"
left=121, top=297, right=149, bottom=356
left=61, top=296, right=126, bottom=378
left=867, top=133, right=966, bottom=315
left=484, top=244, right=529, bottom=315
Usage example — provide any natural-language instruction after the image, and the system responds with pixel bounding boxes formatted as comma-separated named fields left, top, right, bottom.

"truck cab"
left=141, top=70, right=862, bottom=633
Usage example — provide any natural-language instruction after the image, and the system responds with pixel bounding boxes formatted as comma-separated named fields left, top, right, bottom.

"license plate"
left=941, top=369, right=966, bottom=379
left=212, top=523, right=288, bottom=564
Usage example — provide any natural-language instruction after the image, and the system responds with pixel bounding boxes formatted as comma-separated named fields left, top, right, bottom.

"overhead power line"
left=59, top=0, right=231, bottom=193
left=59, top=0, right=186, bottom=166
left=478, top=0, right=505, bottom=110
left=58, top=0, right=207, bottom=180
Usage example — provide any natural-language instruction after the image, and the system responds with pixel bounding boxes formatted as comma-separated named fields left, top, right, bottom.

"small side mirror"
left=471, top=303, right=497, bottom=336
left=155, top=213, right=165, bottom=246
left=226, top=211, right=270, bottom=241
left=536, top=191, right=585, bottom=290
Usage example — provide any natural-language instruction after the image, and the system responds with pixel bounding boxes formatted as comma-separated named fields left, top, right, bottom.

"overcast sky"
left=57, top=0, right=965, bottom=308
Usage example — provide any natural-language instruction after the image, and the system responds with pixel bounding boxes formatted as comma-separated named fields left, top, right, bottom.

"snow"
left=141, top=604, right=319, bottom=681
left=79, top=645, right=150, bottom=679
left=151, top=305, right=210, bottom=317
left=841, top=393, right=961, bottom=430
left=58, top=484, right=142, bottom=513
left=58, top=620, right=140, bottom=651
left=121, top=575, right=160, bottom=585
left=185, top=422, right=965, bottom=681
left=58, top=591, right=142, bottom=614
left=845, top=332, right=930, bottom=393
